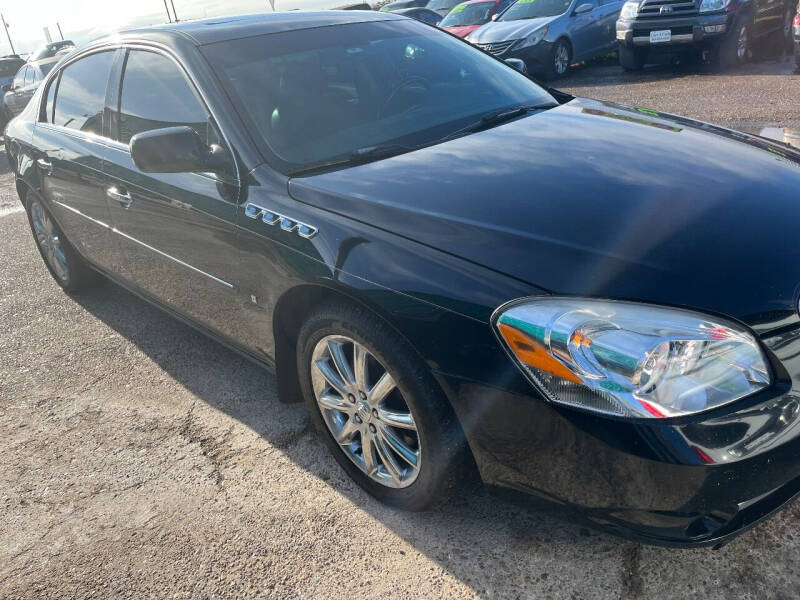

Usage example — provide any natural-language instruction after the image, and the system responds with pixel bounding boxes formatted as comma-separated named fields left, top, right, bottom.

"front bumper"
left=616, top=12, right=732, bottom=50
left=473, top=39, right=554, bottom=75
left=440, top=325, right=800, bottom=547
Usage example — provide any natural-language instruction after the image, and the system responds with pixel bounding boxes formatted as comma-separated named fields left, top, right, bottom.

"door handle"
left=106, top=186, right=133, bottom=209
left=36, top=158, right=53, bottom=174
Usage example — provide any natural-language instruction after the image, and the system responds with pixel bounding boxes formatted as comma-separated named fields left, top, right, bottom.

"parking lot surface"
left=2, top=56, right=800, bottom=600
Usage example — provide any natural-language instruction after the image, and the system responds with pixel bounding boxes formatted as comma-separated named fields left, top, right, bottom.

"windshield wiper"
left=289, top=143, right=416, bottom=177
left=438, top=103, right=557, bottom=144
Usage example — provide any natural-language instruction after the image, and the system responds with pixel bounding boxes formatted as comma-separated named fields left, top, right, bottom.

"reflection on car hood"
left=288, top=98, right=800, bottom=329
left=466, top=16, right=556, bottom=42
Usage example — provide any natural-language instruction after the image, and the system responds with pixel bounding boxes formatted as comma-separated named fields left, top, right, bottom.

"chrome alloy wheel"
left=30, top=200, right=69, bottom=281
left=736, top=25, right=748, bottom=61
left=311, top=335, right=421, bottom=488
left=554, top=43, right=569, bottom=75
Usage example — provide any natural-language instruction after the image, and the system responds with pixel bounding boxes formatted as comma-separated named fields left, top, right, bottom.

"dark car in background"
left=439, top=0, right=513, bottom=37
left=467, top=0, right=624, bottom=78
left=391, top=7, right=445, bottom=23
left=28, top=40, right=76, bottom=62
left=427, top=0, right=468, bottom=15
left=2, top=58, right=59, bottom=121
left=616, top=0, right=795, bottom=69
left=7, top=11, right=800, bottom=549
left=0, top=56, right=25, bottom=127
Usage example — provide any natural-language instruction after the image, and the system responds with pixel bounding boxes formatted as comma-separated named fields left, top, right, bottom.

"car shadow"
left=70, top=279, right=637, bottom=596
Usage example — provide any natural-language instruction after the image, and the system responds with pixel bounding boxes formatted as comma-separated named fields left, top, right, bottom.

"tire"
left=545, top=38, right=572, bottom=79
left=714, top=21, right=749, bottom=69
left=24, top=194, right=101, bottom=292
left=297, top=302, right=470, bottom=511
left=619, top=44, right=647, bottom=71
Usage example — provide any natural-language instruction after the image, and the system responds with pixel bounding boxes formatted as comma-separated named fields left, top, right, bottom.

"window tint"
left=53, top=51, right=114, bottom=135
left=118, top=50, right=210, bottom=145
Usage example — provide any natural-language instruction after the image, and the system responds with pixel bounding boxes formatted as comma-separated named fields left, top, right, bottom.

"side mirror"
left=130, top=126, right=231, bottom=174
left=504, top=58, right=527, bottom=73
left=573, top=2, right=593, bottom=13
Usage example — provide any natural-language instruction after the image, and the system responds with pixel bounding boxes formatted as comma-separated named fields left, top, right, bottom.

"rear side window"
left=117, top=50, right=210, bottom=145
left=53, top=51, right=115, bottom=135
left=13, top=67, right=26, bottom=89
left=24, top=67, right=34, bottom=86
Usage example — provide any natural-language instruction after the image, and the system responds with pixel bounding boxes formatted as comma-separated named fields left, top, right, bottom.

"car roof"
left=120, top=11, right=405, bottom=46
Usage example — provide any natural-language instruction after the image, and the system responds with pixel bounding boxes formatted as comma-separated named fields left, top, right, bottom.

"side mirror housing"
left=504, top=58, right=527, bottom=73
left=574, top=2, right=593, bottom=14
left=130, top=126, right=231, bottom=174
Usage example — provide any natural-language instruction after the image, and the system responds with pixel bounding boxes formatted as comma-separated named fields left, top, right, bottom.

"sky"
left=0, top=0, right=338, bottom=55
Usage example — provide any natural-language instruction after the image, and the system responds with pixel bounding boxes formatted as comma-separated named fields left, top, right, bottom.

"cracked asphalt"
left=2, top=52, right=800, bottom=600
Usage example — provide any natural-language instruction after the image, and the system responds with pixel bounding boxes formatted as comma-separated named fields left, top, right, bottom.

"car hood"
left=288, top=98, right=800, bottom=330
left=466, top=16, right=556, bottom=42
left=444, top=24, right=482, bottom=37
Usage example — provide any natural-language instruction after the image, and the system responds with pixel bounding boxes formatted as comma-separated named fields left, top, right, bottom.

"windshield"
left=427, top=0, right=462, bottom=11
left=441, top=2, right=496, bottom=26
left=203, top=20, right=555, bottom=174
left=500, top=0, right=572, bottom=20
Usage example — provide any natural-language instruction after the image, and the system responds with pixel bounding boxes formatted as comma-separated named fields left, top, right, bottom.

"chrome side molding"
left=244, top=202, right=317, bottom=239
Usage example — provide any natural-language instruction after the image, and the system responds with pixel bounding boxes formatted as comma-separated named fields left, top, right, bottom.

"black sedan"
left=7, top=11, right=800, bottom=547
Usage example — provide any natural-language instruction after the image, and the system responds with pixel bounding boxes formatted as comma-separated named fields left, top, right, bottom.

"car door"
left=20, top=65, right=39, bottom=109
left=596, top=0, right=624, bottom=52
left=99, top=47, right=243, bottom=342
left=6, top=66, right=27, bottom=116
left=569, top=0, right=603, bottom=60
left=32, top=50, right=120, bottom=272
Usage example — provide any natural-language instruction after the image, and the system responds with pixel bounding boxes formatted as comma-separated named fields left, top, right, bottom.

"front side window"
left=52, top=51, right=115, bottom=135
left=440, top=2, right=497, bottom=26
left=203, top=20, right=555, bottom=174
left=117, top=50, right=211, bottom=145
left=500, top=0, right=573, bottom=20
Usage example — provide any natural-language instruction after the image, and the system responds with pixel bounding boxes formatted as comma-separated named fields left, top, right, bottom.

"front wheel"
left=25, top=196, right=100, bottom=292
left=714, top=22, right=749, bottom=69
left=619, top=45, right=647, bottom=71
left=545, top=39, right=572, bottom=79
left=297, top=302, right=469, bottom=511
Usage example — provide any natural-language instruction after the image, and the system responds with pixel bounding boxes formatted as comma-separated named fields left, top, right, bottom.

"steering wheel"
left=378, top=77, right=430, bottom=119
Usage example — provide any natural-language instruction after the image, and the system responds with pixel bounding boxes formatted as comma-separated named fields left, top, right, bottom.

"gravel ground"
left=2, top=55, right=800, bottom=600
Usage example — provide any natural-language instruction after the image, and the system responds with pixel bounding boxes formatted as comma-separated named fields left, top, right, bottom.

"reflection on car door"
left=33, top=50, right=119, bottom=272
left=99, top=48, right=243, bottom=342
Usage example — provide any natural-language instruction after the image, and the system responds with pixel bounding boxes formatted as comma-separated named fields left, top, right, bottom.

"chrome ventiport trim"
left=244, top=202, right=318, bottom=239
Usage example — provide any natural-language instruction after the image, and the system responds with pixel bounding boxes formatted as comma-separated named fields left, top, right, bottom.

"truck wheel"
left=715, top=22, right=748, bottom=69
left=619, top=45, right=647, bottom=71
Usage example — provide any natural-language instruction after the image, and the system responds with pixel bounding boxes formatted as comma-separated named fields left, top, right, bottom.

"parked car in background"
left=391, top=7, right=445, bottom=23
left=28, top=40, right=76, bottom=62
left=2, top=58, right=59, bottom=120
left=616, top=0, right=795, bottom=70
left=0, top=56, right=25, bottom=128
left=379, top=0, right=429, bottom=11
left=794, top=0, right=800, bottom=66
left=467, top=0, right=624, bottom=78
left=427, top=0, right=468, bottom=15
left=439, top=0, right=513, bottom=37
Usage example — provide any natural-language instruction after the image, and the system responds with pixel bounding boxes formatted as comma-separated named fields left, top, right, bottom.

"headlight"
left=699, top=0, right=729, bottom=12
left=620, top=1, right=640, bottom=19
left=494, top=298, right=770, bottom=419
left=516, top=26, right=549, bottom=48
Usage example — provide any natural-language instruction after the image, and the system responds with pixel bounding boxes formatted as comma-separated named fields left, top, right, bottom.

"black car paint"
left=7, top=12, right=800, bottom=547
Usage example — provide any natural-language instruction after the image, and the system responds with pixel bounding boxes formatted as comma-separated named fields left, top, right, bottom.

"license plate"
left=649, top=29, right=671, bottom=43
